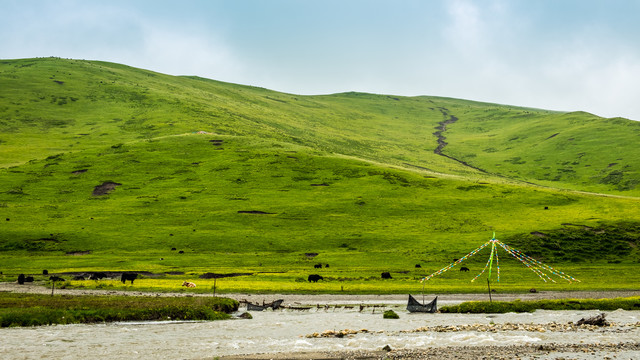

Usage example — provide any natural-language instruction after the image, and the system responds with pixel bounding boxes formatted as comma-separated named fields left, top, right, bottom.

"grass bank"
left=439, top=296, right=640, bottom=313
left=0, top=293, right=238, bottom=327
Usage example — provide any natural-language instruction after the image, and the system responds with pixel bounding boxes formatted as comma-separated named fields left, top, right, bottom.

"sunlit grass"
left=43, top=261, right=639, bottom=295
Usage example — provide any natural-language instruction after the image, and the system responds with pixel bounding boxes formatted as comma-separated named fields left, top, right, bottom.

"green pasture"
left=2, top=257, right=638, bottom=294
left=1, top=58, right=639, bottom=294
left=1, top=134, right=638, bottom=254
left=0, top=293, right=237, bottom=327
left=440, top=296, right=640, bottom=313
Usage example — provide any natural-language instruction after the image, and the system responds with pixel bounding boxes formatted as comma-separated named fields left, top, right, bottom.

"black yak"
left=460, top=267, right=470, bottom=272
left=121, top=272, right=138, bottom=284
left=308, top=274, right=324, bottom=282
left=381, top=272, right=392, bottom=279
left=89, top=272, right=107, bottom=280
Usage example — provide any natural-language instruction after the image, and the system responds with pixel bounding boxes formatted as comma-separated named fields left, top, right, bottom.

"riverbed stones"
left=307, top=329, right=362, bottom=338
left=307, top=320, right=639, bottom=339
left=404, top=321, right=632, bottom=334
left=238, top=312, right=252, bottom=319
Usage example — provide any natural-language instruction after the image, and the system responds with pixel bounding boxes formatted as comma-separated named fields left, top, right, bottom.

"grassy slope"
left=0, top=58, right=639, bottom=292
left=445, top=108, right=640, bottom=192
left=2, top=58, right=639, bottom=193
left=0, top=59, right=457, bottom=173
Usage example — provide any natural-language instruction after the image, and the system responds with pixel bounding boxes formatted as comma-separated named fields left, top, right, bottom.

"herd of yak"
left=16, top=271, right=139, bottom=285
left=14, top=263, right=474, bottom=286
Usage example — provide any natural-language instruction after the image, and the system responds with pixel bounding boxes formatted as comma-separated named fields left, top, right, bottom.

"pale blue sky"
left=2, top=0, right=639, bottom=120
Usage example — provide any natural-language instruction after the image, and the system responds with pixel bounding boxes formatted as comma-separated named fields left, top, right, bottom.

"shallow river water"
left=1, top=301, right=639, bottom=359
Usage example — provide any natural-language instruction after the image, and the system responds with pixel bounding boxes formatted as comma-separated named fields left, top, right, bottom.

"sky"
left=2, top=0, right=640, bottom=120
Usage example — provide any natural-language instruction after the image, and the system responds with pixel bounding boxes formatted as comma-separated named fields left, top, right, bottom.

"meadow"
left=0, top=58, right=639, bottom=294
left=0, top=292, right=237, bottom=327
left=440, top=297, right=640, bottom=313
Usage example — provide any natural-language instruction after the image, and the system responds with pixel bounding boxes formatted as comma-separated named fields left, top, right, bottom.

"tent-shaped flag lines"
left=421, top=233, right=579, bottom=283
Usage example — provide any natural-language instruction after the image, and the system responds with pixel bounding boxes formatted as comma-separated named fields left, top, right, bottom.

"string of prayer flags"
left=421, top=234, right=579, bottom=283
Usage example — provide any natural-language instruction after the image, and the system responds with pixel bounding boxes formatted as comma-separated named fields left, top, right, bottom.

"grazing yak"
left=17, top=274, right=25, bottom=285
left=25, top=276, right=34, bottom=282
left=308, top=274, right=324, bottom=282
left=314, top=263, right=322, bottom=269
left=89, top=272, right=108, bottom=280
left=381, top=272, right=392, bottom=279
left=49, top=276, right=65, bottom=282
left=121, top=272, right=138, bottom=284
left=182, top=281, right=196, bottom=288
left=460, top=267, right=470, bottom=272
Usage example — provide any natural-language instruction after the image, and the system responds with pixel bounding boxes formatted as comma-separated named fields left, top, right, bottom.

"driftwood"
left=243, top=299, right=284, bottom=311
left=576, top=313, right=609, bottom=326
left=285, top=306, right=312, bottom=311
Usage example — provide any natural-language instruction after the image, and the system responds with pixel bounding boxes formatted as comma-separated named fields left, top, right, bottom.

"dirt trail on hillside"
left=432, top=108, right=487, bottom=173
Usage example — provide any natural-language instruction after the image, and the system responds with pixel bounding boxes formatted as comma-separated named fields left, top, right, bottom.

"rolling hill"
left=0, top=57, right=638, bottom=292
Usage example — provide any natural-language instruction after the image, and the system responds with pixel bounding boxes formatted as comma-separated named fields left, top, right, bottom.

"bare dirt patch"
left=65, top=250, right=91, bottom=256
left=92, top=181, right=121, bottom=196
left=237, top=210, right=276, bottom=215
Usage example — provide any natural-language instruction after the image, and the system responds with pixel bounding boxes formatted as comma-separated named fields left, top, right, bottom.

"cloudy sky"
left=2, top=0, right=639, bottom=120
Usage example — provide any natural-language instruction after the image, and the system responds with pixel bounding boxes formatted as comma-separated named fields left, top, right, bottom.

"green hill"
left=0, top=57, right=638, bottom=293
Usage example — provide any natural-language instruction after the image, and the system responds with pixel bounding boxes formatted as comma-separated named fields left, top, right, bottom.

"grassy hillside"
left=445, top=109, right=640, bottom=192
left=3, top=58, right=639, bottom=194
left=0, top=58, right=638, bottom=293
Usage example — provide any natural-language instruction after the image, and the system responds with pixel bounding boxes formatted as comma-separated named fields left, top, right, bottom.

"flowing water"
left=1, top=301, right=639, bottom=359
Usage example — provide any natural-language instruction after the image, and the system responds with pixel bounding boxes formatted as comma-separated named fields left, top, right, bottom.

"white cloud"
left=430, top=0, right=640, bottom=120
left=0, top=1, right=244, bottom=84
left=538, top=44, right=640, bottom=119
left=119, top=24, right=244, bottom=82
left=443, top=0, right=486, bottom=54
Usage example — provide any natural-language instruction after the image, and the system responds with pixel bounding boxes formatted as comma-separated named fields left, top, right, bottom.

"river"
left=1, top=298, right=639, bottom=359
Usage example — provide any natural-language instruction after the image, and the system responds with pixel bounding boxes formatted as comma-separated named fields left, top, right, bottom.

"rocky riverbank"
left=219, top=342, right=640, bottom=360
